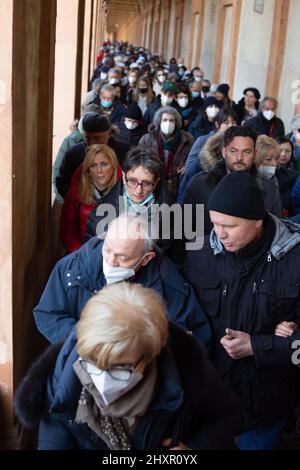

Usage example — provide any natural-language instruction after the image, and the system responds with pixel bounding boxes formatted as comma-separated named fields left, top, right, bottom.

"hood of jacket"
left=209, top=214, right=300, bottom=260
left=200, top=131, right=225, bottom=172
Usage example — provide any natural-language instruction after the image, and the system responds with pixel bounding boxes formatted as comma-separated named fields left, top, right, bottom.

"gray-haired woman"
left=139, top=106, right=194, bottom=204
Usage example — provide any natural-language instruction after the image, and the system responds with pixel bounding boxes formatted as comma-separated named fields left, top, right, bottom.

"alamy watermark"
left=94, top=198, right=205, bottom=251
left=291, top=340, right=300, bottom=366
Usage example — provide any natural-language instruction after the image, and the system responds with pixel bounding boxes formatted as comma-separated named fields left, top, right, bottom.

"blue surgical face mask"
left=101, top=100, right=113, bottom=108
left=191, top=91, right=200, bottom=98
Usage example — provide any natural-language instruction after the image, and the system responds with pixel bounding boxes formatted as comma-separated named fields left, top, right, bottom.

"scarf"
left=158, top=130, right=181, bottom=178
left=73, top=359, right=157, bottom=450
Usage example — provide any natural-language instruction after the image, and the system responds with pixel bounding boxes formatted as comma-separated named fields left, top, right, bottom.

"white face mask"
left=103, top=257, right=135, bottom=284
left=177, top=98, right=189, bottom=108
left=262, top=110, right=275, bottom=121
left=102, top=253, right=145, bottom=284
left=85, top=361, right=143, bottom=406
left=258, top=165, right=276, bottom=179
left=194, top=76, right=202, bottom=82
left=161, top=95, right=173, bottom=106
left=124, top=119, right=138, bottom=130
left=158, top=75, right=166, bottom=83
left=206, top=107, right=219, bottom=119
left=109, top=78, right=119, bottom=85
left=100, top=73, right=108, bottom=80
left=160, top=120, right=175, bottom=135
left=128, top=76, right=136, bottom=85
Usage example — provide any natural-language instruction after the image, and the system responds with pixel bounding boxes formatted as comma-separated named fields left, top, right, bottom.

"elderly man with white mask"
left=33, top=214, right=211, bottom=346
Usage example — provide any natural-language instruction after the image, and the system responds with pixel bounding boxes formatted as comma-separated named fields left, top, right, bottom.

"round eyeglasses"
left=125, top=178, right=155, bottom=191
left=80, top=360, right=136, bottom=381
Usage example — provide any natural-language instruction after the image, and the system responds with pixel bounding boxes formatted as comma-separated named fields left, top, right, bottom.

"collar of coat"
left=210, top=213, right=300, bottom=260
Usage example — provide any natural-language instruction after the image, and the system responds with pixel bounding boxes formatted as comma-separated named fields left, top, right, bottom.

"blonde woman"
left=15, top=283, right=244, bottom=450
left=255, top=135, right=280, bottom=180
left=255, top=135, right=289, bottom=216
left=60, top=144, right=121, bottom=253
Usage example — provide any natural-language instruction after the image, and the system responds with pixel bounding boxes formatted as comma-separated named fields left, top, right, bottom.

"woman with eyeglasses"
left=59, top=144, right=121, bottom=253
left=14, top=282, right=244, bottom=450
left=84, top=146, right=165, bottom=242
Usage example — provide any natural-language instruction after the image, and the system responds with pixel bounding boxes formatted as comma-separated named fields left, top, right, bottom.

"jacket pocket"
left=197, top=276, right=223, bottom=317
left=258, top=280, right=299, bottom=324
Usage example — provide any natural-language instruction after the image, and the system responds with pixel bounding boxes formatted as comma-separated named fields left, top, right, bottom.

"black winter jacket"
left=243, top=111, right=285, bottom=139
left=183, top=215, right=300, bottom=428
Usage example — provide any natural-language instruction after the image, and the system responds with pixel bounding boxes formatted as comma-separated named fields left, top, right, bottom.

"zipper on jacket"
left=248, top=281, right=258, bottom=330
left=221, top=281, right=228, bottom=324
left=267, top=252, right=272, bottom=262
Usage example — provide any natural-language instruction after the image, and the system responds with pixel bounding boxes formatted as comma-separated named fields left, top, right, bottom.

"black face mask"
left=202, top=86, right=210, bottom=93
left=139, top=88, right=148, bottom=94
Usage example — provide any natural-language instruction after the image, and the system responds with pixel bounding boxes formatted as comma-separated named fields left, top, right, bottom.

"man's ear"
left=221, top=146, right=226, bottom=160
left=141, top=251, right=156, bottom=266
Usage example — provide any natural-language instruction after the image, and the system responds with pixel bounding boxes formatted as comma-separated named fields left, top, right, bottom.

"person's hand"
left=275, top=321, right=298, bottom=337
left=220, top=328, right=253, bottom=359
left=161, top=438, right=190, bottom=450
left=177, top=166, right=185, bottom=175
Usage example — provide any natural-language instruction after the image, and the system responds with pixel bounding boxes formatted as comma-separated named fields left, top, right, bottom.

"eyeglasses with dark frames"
left=125, top=178, right=155, bottom=191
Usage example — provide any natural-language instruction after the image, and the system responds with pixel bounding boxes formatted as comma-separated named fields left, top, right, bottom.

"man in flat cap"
left=183, top=170, right=300, bottom=450
left=56, top=112, right=129, bottom=199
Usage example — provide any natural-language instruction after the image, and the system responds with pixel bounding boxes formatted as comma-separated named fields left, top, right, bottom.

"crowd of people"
left=14, top=40, right=300, bottom=451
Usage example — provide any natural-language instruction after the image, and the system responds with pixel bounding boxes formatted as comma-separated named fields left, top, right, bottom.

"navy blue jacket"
left=15, top=324, right=243, bottom=450
left=33, top=237, right=211, bottom=346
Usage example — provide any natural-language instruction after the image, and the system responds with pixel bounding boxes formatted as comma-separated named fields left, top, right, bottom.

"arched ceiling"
left=103, top=0, right=149, bottom=34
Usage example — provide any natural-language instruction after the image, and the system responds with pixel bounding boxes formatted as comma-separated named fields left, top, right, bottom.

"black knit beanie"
left=123, top=104, right=143, bottom=121
left=82, top=112, right=110, bottom=132
left=207, top=171, right=265, bottom=220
